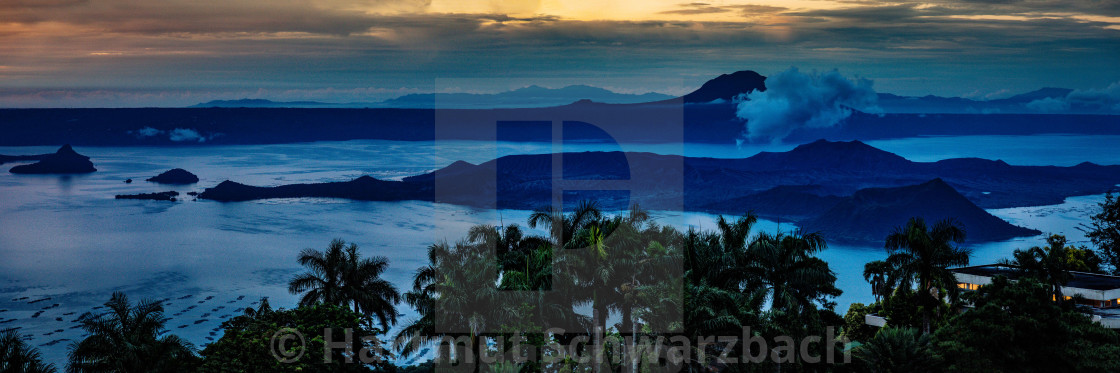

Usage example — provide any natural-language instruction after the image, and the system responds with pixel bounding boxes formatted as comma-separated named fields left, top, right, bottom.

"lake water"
left=0, top=134, right=1115, bottom=364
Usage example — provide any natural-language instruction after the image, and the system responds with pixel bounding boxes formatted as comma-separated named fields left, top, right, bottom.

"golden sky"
left=1, top=0, right=1118, bottom=106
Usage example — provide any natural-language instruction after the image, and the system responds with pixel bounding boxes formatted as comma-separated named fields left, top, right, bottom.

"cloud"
left=953, top=0, right=1120, bottom=17
left=127, top=125, right=219, bottom=142
left=735, top=67, right=880, bottom=143
left=660, top=2, right=787, bottom=16
left=130, top=126, right=163, bottom=138
left=0, top=0, right=431, bottom=36
left=0, top=0, right=1118, bottom=107
left=1028, top=81, right=1120, bottom=113
left=1065, top=82, right=1120, bottom=111
left=660, top=3, right=732, bottom=15
left=168, top=128, right=208, bottom=142
left=1025, top=97, right=1069, bottom=112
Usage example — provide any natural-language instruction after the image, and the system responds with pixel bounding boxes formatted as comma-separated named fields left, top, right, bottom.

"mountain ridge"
left=190, top=85, right=674, bottom=109
left=801, top=178, right=1040, bottom=242
left=196, top=140, right=1120, bottom=243
left=187, top=72, right=1083, bottom=114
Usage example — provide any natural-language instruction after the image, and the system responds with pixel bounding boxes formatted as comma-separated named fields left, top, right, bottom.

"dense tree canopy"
left=2, top=330, right=58, bottom=373
left=199, top=303, right=391, bottom=372
left=883, top=218, right=970, bottom=333
left=932, top=276, right=1120, bottom=372
left=67, top=292, right=198, bottom=373
left=1087, top=192, right=1120, bottom=274
left=289, top=239, right=401, bottom=330
left=40, top=198, right=1120, bottom=373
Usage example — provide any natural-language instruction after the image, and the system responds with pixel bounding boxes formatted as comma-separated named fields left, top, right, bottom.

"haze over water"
left=0, top=134, right=1115, bottom=364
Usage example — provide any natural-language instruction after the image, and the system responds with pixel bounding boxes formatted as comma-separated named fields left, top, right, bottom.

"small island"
left=8, top=145, right=96, bottom=174
left=115, top=191, right=180, bottom=201
left=147, top=168, right=199, bottom=184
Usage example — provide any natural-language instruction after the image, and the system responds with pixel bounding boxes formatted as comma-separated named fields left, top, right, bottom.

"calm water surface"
left=0, top=135, right=1114, bottom=364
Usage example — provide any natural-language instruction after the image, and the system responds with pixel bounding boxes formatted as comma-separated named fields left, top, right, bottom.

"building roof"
left=950, top=264, right=1120, bottom=291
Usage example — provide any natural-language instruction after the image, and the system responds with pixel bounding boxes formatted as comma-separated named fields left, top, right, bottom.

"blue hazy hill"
left=876, top=87, right=1076, bottom=114
left=196, top=140, right=1112, bottom=243
left=380, top=85, right=674, bottom=108
left=2, top=69, right=1117, bottom=146
left=191, top=85, right=673, bottom=109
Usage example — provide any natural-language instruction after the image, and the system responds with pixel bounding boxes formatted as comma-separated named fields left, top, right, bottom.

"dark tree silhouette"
left=289, top=239, right=401, bottom=329
left=884, top=217, right=970, bottom=334
left=2, top=330, right=57, bottom=373
left=67, top=292, right=196, bottom=373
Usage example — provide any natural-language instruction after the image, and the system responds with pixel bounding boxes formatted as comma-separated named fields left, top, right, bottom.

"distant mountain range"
left=197, top=139, right=1120, bottom=243
left=191, top=85, right=674, bottom=109
left=189, top=71, right=767, bottom=108
left=190, top=70, right=1101, bottom=115
left=3, top=69, right=1116, bottom=147
left=876, top=87, right=1075, bottom=114
left=188, top=99, right=338, bottom=108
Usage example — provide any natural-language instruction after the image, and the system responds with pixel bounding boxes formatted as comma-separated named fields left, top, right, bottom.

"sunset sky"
left=1, top=0, right=1118, bottom=107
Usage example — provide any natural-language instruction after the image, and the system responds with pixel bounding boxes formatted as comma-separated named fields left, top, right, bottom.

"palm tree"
left=530, top=203, right=660, bottom=373
left=528, top=200, right=603, bottom=249
left=2, top=330, right=57, bottom=373
left=884, top=217, right=970, bottom=334
left=394, top=240, right=507, bottom=373
left=748, top=230, right=839, bottom=313
left=499, top=244, right=554, bottom=291
left=684, top=214, right=762, bottom=301
left=863, top=260, right=899, bottom=304
left=289, top=239, right=401, bottom=329
left=852, top=327, right=937, bottom=373
left=393, top=243, right=442, bottom=360
left=680, top=216, right=770, bottom=372
left=569, top=223, right=613, bottom=373
left=1004, top=235, right=1074, bottom=304
left=683, top=228, right=758, bottom=336
left=716, top=214, right=758, bottom=253
left=341, top=244, right=401, bottom=329
left=528, top=201, right=611, bottom=371
left=483, top=224, right=549, bottom=269
left=242, top=297, right=272, bottom=318
left=595, top=206, right=677, bottom=373
left=468, top=223, right=551, bottom=290
left=67, top=292, right=195, bottom=373
left=289, top=239, right=348, bottom=306
left=595, top=206, right=652, bottom=331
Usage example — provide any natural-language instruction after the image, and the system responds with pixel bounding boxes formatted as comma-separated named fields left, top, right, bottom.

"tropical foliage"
left=882, top=218, right=970, bottom=333
left=1002, top=235, right=1083, bottom=304
left=852, top=327, right=937, bottom=373
left=932, top=276, right=1120, bottom=372
left=67, top=292, right=198, bottom=373
left=199, top=302, right=389, bottom=372
left=41, top=199, right=1120, bottom=373
left=289, top=239, right=401, bottom=329
left=841, top=303, right=877, bottom=343
left=852, top=219, right=1120, bottom=372
left=1086, top=192, right=1120, bottom=274
left=2, top=330, right=57, bottom=373
left=387, top=204, right=847, bottom=373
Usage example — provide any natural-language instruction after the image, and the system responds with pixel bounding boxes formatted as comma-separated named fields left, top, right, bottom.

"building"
left=950, top=264, right=1120, bottom=329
